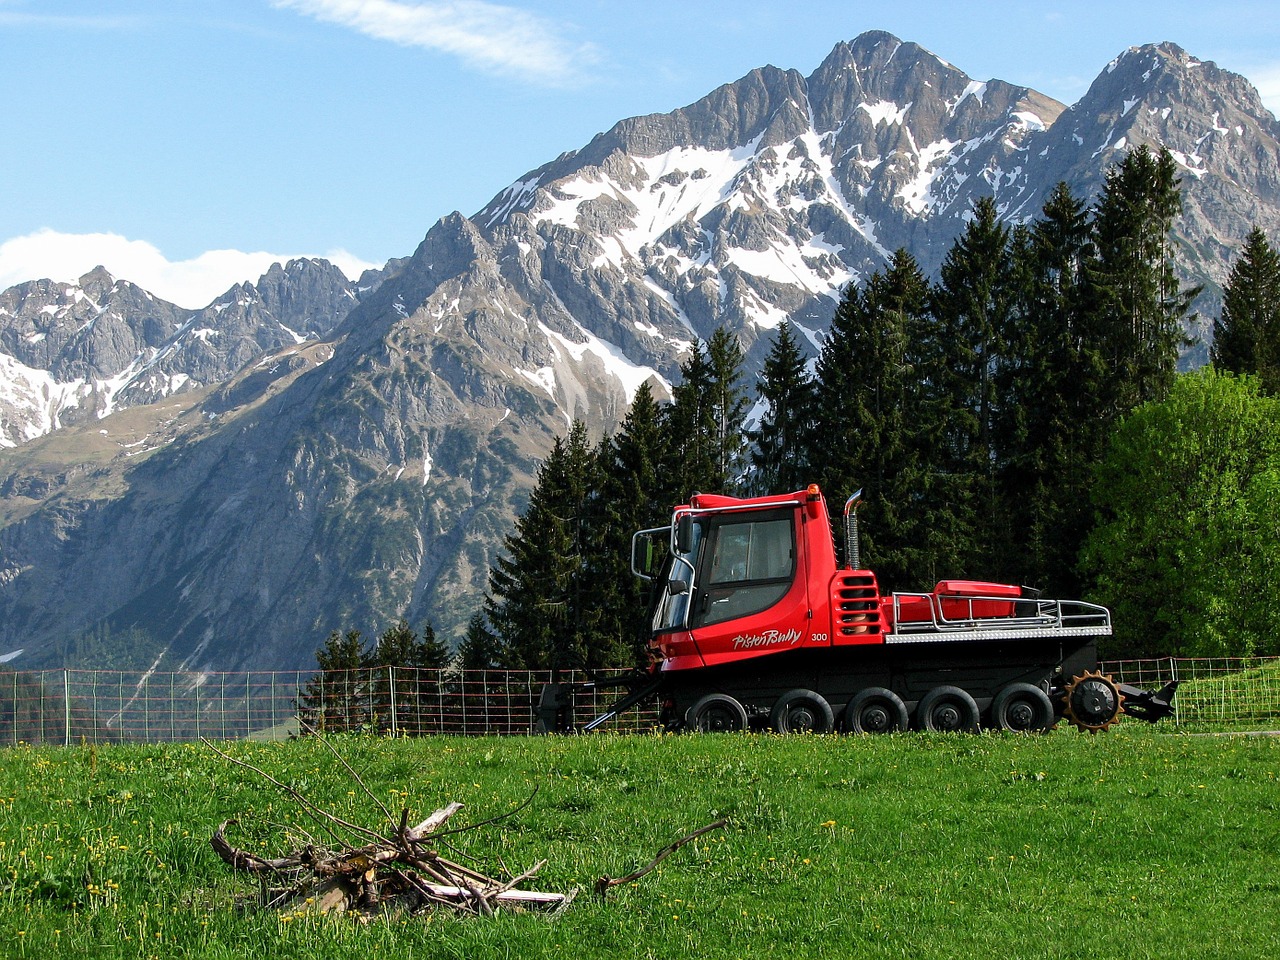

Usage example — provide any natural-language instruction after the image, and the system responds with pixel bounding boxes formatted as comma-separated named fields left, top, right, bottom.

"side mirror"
left=669, top=578, right=690, bottom=596
left=631, top=532, right=657, bottom=580
left=676, top=514, right=695, bottom=554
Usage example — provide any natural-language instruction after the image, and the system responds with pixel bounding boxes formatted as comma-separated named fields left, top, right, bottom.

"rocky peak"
left=75, top=265, right=117, bottom=300
left=253, top=258, right=360, bottom=339
left=0, top=267, right=190, bottom=381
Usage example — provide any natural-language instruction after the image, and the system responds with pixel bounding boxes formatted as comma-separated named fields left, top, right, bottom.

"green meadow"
left=1, top=727, right=1277, bottom=959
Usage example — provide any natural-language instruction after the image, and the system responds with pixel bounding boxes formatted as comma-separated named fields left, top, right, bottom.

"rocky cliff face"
left=1, top=32, right=1278, bottom=670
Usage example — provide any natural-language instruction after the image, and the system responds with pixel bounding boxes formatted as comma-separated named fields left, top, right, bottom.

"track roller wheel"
left=989, top=682, right=1055, bottom=733
left=687, top=693, right=749, bottom=733
left=1062, top=670, right=1125, bottom=733
left=915, top=685, right=980, bottom=733
left=770, top=689, right=835, bottom=734
left=843, top=687, right=909, bottom=734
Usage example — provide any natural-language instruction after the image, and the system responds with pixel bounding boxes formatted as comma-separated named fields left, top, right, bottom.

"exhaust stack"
left=843, top=489, right=864, bottom=570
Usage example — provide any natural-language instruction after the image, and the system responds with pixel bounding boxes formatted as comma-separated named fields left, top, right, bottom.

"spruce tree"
left=664, top=340, right=717, bottom=498
left=999, top=183, right=1102, bottom=593
left=371, top=619, right=448, bottom=669
left=455, top=613, right=502, bottom=671
left=363, top=620, right=450, bottom=735
left=590, top=381, right=673, bottom=667
left=1212, top=226, right=1280, bottom=394
left=1089, top=145, right=1198, bottom=415
left=749, top=320, right=815, bottom=494
left=664, top=327, right=749, bottom=496
left=297, top=629, right=369, bottom=733
left=927, top=196, right=1015, bottom=577
left=706, top=326, right=750, bottom=489
left=485, top=421, right=603, bottom=673
left=810, top=250, right=931, bottom=589
left=809, top=279, right=878, bottom=537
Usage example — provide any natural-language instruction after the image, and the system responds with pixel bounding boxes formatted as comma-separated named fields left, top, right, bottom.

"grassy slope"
left=1, top=728, right=1277, bottom=959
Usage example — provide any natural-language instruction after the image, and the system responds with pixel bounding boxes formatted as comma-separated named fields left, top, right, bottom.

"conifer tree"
left=749, top=320, right=815, bottom=494
left=664, top=327, right=749, bottom=496
left=367, top=619, right=448, bottom=734
left=998, top=182, right=1102, bottom=592
left=706, top=326, right=750, bottom=488
left=927, top=196, right=1015, bottom=576
left=1089, top=145, right=1198, bottom=415
left=371, top=619, right=449, bottom=669
left=455, top=613, right=502, bottom=671
left=592, top=381, right=672, bottom=666
left=485, top=421, right=603, bottom=673
left=1212, top=226, right=1280, bottom=394
left=664, top=340, right=717, bottom=498
left=810, top=250, right=931, bottom=588
left=297, top=629, right=369, bottom=733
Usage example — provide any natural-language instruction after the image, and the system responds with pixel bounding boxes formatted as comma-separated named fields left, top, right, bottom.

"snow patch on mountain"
left=640, top=277, right=700, bottom=340
left=536, top=138, right=763, bottom=269
left=485, top=175, right=543, bottom=228
left=1167, top=148, right=1208, bottom=178
left=859, top=99, right=911, bottom=126
left=517, top=364, right=557, bottom=397
left=539, top=321, right=669, bottom=403
left=899, top=137, right=963, bottom=214
left=949, top=81, right=987, bottom=113
left=0, top=351, right=86, bottom=446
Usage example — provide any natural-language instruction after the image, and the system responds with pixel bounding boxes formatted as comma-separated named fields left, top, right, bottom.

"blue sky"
left=2, top=0, right=1278, bottom=307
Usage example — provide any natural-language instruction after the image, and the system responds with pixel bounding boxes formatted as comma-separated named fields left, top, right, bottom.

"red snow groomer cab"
left=539, top=486, right=1177, bottom=734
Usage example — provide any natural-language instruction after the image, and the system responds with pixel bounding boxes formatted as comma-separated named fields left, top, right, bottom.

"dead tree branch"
left=594, top=818, right=728, bottom=900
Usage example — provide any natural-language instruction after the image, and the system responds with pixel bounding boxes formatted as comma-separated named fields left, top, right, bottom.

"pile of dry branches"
left=210, top=802, right=569, bottom=918
left=202, top=733, right=570, bottom=919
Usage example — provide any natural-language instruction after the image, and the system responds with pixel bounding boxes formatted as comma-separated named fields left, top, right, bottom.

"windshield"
left=651, top=517, right=702, bottom=633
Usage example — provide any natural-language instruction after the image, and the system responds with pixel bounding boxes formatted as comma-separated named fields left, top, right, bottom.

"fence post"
left=63, top=669, right=70, bottom=746
left=388, top=666, right=397, bottom=738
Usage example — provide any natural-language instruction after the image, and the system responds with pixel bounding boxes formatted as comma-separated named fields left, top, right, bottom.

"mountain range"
left=2, top=31, right=1278, bottom=671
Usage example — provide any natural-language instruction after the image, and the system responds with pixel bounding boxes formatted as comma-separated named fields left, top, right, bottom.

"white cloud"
left=0, top=229, right=378, bottom=309
left=273, top=0, right=597, bottom=86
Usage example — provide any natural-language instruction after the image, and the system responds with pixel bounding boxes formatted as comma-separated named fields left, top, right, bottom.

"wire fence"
left=1, top=658, right=1277, bottom=747
left=0, top=667, right=658, bottom=747
left=1104, top=656, right=1280, bottom=728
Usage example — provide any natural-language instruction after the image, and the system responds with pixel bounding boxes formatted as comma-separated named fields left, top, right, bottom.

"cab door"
left=687, top=508, right=810, bottom=666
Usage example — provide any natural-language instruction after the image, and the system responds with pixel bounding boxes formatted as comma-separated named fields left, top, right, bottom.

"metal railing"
left=1, top=658, right=1277, bottom=746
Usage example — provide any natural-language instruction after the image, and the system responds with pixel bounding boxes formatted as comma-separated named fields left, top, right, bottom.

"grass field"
left=1, top=727, right=1277, bottom=959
